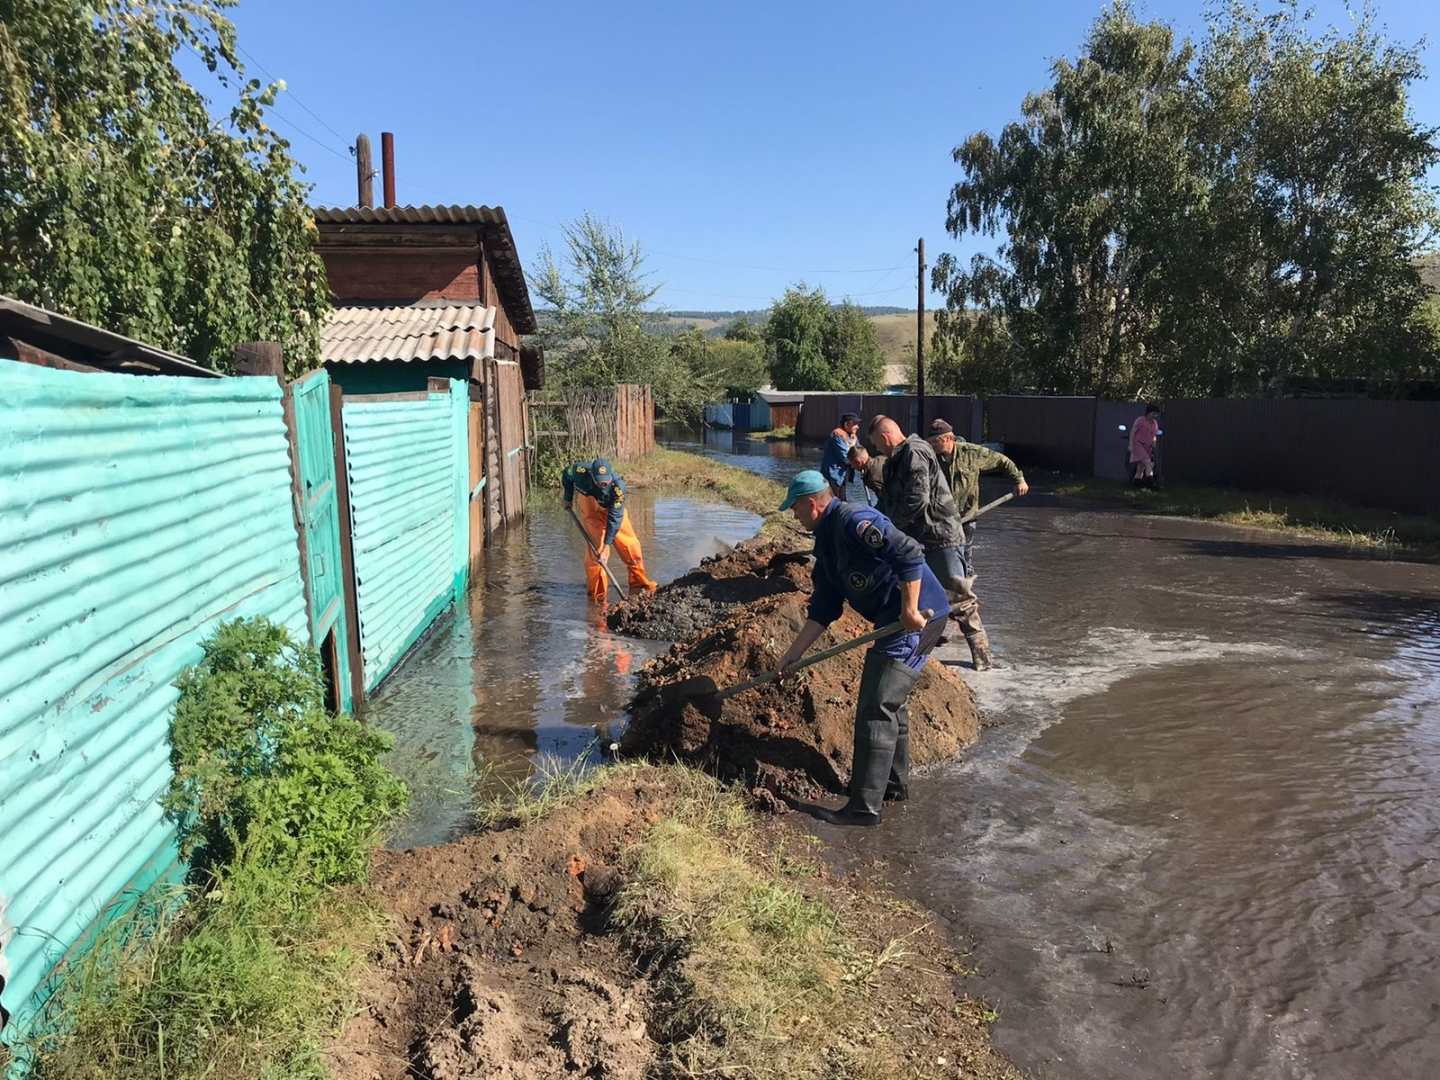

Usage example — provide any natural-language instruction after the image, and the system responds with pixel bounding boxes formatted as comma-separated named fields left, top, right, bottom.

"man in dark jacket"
left=777, top=470, right=948, bottom=826
left=846, top=443, right=884, bottom=505
left=869, top=415, right=994, bottom=671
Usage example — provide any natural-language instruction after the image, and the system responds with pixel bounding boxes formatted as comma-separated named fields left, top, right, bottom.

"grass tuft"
left=1053, top=477, right=1440, bottom=559
left=16, top=868, right=382, bottom=1080
left=615, top=447, right=794, bottom=530
left=610, top=771, right=943, bottom=1079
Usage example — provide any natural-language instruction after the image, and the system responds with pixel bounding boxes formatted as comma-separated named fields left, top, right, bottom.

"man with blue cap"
left=776, top=469, right=949, bottom=826
left=562, top=457, right=658, bottom=600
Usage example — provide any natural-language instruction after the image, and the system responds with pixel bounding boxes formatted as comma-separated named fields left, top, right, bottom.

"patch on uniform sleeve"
left=858, top=520, right=885, bottom=549
left=577, top=465, right=588, bottom=473
left=613, top=489, right=624, bottom=506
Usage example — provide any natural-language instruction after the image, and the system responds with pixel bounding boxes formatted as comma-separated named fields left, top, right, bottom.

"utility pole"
left=916, top=237, right=926, bottom=429
left=355, top=134, right=374, bottom=208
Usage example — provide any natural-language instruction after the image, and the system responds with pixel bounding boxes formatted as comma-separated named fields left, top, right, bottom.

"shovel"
left=567, top=505, right=627, bottom=602
left=958, top=491, right=1014, bottom=525
left=761, top=493, right=1015, bottom=574
left=657, top=607, right=943, bottom=719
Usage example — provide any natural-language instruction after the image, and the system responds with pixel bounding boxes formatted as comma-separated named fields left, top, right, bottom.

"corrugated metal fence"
left=341, top=384, right=469, bottom=692
left=986, top=396, right=1098, bottom=475
left=0, top=360, right=310, bottom=1028
left=1162, top=398, right=1440, bottom=516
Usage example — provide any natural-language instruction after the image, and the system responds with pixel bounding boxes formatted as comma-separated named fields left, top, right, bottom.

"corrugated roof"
left=321, top=304, right=496, bottom=365
left=311, top=205, right=537, bottom=334
left=312, top=204, right=509, bottom=226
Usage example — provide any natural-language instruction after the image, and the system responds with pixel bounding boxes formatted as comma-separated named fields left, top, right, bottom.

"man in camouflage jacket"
left=926, top=419, right=1027, bottom=574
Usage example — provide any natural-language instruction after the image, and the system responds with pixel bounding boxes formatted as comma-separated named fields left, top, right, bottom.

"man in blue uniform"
left=819, top=412, right=862, bottom=500
left=776, top=470, right=949, bottom=827
left=562, top=458, right=658, bottom=599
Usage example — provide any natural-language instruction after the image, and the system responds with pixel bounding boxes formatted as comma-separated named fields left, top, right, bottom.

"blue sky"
left=215, top=0, right=1438, bottom=311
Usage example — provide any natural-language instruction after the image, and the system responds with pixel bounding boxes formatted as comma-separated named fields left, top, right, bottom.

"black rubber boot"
left=847, top=651, right=923, bottom=817
left=816, top=805, right=882, bottom=827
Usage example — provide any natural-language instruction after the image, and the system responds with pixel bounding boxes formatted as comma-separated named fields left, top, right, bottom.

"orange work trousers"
left=577, top=493, right=656, bottom=600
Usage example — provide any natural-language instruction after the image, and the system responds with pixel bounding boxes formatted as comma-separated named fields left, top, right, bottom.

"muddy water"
left=663, top=426, right=1440, bottom=1078
left=819, top=504, right=1440, bottom=1079
left=365, top=488, right=761, bottom=848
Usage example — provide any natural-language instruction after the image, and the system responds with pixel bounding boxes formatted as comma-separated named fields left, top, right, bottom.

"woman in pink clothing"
left=1128, top=403, right=1161, bottom=488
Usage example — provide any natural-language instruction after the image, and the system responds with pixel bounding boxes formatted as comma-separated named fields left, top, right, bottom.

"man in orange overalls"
left=562, top=457, right=658, bottom=600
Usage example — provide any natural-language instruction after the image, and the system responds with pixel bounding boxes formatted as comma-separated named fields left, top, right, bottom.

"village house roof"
left=320, top=303, right=496, bottom=365
left=312, top=204, right=537, bottom=335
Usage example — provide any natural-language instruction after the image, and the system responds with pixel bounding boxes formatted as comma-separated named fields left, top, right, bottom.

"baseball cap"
left=927, top=419, right=953, bottom=436
left=779, top=470, right=830, bottom=511
left=840, top=412, right=862, bottom=425
left=591, top=457, right=616, bottom=482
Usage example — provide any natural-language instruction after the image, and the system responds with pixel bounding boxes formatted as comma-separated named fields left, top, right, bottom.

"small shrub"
left=163, top=617, right=408, bottom=888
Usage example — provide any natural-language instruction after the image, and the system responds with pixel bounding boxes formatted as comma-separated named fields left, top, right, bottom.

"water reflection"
left=367, top=489, right=761, bottom=848
left=656, top=422, right=820, bottom=483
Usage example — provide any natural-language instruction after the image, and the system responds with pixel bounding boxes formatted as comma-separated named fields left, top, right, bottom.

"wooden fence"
left=534, top=384, right=655, bottom=462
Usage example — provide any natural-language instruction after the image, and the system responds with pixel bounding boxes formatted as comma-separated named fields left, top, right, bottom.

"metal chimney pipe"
left=381, top=131, right=396, bottom=208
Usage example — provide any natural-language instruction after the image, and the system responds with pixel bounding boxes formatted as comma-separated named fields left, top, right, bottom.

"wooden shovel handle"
left=717, top=608, right=941, bottom=701
left=567, top=504, right=627, bottom=601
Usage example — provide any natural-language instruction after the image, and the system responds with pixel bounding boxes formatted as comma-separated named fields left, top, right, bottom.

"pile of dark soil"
left=328, top=779, right=665, bottom=1080
left=326, top=769, right=1019, bottom=1080
left=606, top=531, right=812, bottom=640
left=623, top=592, right=981, bottom=801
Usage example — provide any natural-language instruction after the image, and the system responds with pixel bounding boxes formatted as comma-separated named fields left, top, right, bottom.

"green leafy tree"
left=766, top=284, right=835, bottom=390
left=827, top=300, right=886, bottom=390
left=528, top=212, right=717, bottom=421
left=933, top=0, right=1439, bottom=397
left=528, top=212, right=663, bottom=386
left=723, top=314, right=766, bottom=344
left=765, top=284, right=885, bottom=391
left=669, top=328, right=768, bottom=400
left=0, top=0, right=329, bottom=373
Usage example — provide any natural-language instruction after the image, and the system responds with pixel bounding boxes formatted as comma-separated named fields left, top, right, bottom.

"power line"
left=265, top=107, right=352, bottom=162
left=235, top=43, right=350, bottom=148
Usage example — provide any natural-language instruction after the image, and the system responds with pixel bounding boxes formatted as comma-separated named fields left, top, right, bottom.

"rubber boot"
left=967, top=632, right=994, bottom=672
left=824, top=651, right=923, bottom=825
left=627, top=559, right=658, bottom=591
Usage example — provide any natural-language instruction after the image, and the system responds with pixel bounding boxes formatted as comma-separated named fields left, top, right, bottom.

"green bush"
left=18, top=617, right=408, bottom=1079
left=163, top=617, right=408, bottom=889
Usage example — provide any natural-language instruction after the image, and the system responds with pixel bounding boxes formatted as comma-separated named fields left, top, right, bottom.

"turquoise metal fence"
left=0, top=360, right=308, bottom=1030
left=341, top=383, right=469, bottom=692
left=290, top=369, right=354, bottom=713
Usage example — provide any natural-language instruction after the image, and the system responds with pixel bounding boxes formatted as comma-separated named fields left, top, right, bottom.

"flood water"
left=368, top=425, right=1440, bottom=1079
left=822, top=500, right=1440, bottom=1079
left=366, top=487, right=760, bottom=848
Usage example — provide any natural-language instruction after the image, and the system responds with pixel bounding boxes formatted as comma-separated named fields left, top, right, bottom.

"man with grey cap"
left=868, top=415, right=995, bottom=671
left=776, top=469, right=949, bottom=826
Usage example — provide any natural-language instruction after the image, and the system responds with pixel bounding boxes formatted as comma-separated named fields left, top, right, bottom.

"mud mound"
left=623, top=595, right=981, bottom=799
left=607, top=531, right=811, bottom=640
left=328, top=781, right=668, bottom=1080
left=329, top=770, right=1020, bottom=1080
